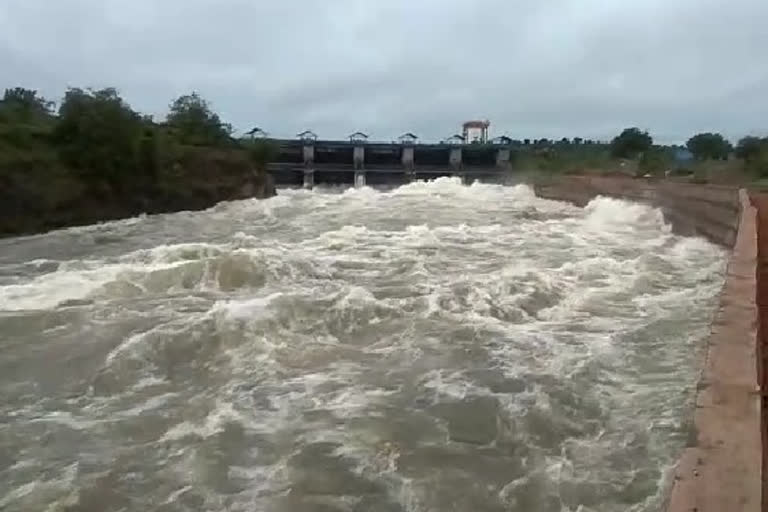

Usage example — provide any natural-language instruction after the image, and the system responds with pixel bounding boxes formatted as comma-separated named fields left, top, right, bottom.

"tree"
left=573, top=137, right=583, bottom=145
left=245, top=139, right=278, bottom=172
left=734, top=136, right=768, bottom=176
left=166, top=92, right=232, bottom=146
left=0, top=87, right=54, bottom=122
left=610, top=127, right=653, bottom=158
left=686, top=132, right=732, bottom=160
left=53, top=88, right=144, bottom=187
left=523, top=138, right=530, bottom=145
left=748, top=148, right=768, bottom=176
left=735, top=136, right=765, bottom=161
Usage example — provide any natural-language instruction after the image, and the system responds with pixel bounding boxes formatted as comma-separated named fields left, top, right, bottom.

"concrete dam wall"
left=267, top=139, right=511, bottom=187
left=531, top=175, right=762, bottom=511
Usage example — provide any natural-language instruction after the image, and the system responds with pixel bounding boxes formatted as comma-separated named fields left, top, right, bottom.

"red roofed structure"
left=462, top=120, right=490, bottom=144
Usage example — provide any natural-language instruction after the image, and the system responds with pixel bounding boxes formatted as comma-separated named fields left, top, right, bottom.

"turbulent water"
left=0, top=179, right=727, bottom=512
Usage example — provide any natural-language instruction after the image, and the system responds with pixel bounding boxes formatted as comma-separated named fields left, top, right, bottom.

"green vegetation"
left=686, top=133, right=732, bottom=161
left=638, top=147, right=672, bottom=175
left=54, top=88, right=146, bottom=187
left=610, top=127, right=653, bottom=159
left=0, top=86, right=275, bottom=237
left=166, top=92, right=233, bottom=147
left=513, top=128, right=766, bottom=185
left=736, top=136, right=768, bottom=177
left=512, top=140, right=614, bottom=175
left=245, top=138, right=279, bottom=173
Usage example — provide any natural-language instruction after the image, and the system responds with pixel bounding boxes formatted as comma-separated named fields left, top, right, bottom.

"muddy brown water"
left=0, top=180, right=726, bottom=511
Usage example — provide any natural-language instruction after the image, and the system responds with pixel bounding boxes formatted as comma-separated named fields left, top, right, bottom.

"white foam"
left=28, top=411, right=102, bottom=430
left=161, top=485, right=194, bottom=506
left=0, top=179, right=728, bottom=510
left=213, top=292, right=283, bottom=322
left=667, top=235, right=726, bottom=262
left=208, top=192, right=293, bottom=217
left=116, top=392, right=177, bottom=417
left=582, top=196, right=670, bottom=232
left=0, top=264, right=123, bottom=310
left=0, top=462, right=79, bottom=510
left=105, top=330, right=153, bottom=365
left=161, top=399, right=243, bottom=442
left=336, top=285, right=378, bottom=307
left=57, top=214, right=148, bottom=236
left=0, top=241, right=264, bottom=310
left=321, top=386, right=397, bottom=418
left=419, top=369, right=475, bottom=400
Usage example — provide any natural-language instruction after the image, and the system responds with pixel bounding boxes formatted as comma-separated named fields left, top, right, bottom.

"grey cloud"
left=1, top=0, right=767, bottom=143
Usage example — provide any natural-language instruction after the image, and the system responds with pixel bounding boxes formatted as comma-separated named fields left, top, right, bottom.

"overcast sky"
left=1, top=0, right=766, bottom=143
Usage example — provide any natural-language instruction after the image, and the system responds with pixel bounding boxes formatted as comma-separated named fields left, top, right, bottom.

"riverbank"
left=0, top=146, right=275, bottom=238
left=531, top=175, right=763, bottom=511
left=0, top=88, right=279, bottom=238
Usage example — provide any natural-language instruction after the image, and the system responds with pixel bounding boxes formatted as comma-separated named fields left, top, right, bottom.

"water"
left=0, top=179, right=726, bottom=512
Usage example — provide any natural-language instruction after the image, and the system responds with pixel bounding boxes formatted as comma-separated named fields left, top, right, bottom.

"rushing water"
left=0, top=179, right=726, bottom=512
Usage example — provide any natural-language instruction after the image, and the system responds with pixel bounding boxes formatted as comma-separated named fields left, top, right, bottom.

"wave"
left=0, top=244, right=283, bottom=310
left=582, top=196, right=670, bottom=232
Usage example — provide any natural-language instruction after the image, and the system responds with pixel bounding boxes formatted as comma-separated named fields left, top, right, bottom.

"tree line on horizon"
left=0, top=86, right=277, bottom=193
left=496, top=127, right=768, bottom=178
left=0, top=86, right=283, bottom=239
left=1, top=85, right=767, bottom=181
left=606, top=127, right=768, bottom=177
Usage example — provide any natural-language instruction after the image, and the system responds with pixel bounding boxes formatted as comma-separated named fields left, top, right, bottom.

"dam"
left=265, top=133, right=512, bottom=187
left=0, top=177, right=763, bottom=511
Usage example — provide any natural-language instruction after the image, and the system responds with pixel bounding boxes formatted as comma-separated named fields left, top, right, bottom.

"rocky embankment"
left=533, top=175, right=763, bottom=512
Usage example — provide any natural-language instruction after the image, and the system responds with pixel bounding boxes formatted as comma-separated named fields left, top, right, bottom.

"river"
left=0, top=178, right=726, bottom=511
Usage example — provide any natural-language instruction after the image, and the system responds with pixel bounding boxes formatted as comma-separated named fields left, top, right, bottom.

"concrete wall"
left=531, top=175, right=762, bottom=511
left=353, top=146, right=365, bottom=169
left=449, top=148, right=462, bottom=170
left=496, top=148, right=511, bottom=168
left=302, top=145, right=314, bottom=165
left=402, top=147, right=415, bottom=170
